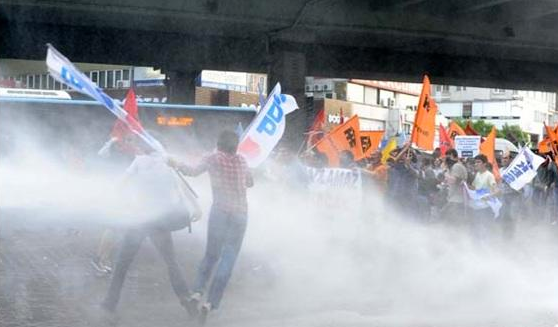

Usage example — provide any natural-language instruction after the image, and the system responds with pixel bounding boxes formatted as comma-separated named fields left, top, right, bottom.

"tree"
left=497, top=123, right=530, bottom=147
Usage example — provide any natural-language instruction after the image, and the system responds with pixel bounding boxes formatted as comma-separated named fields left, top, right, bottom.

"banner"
left=454, top=135, right=481, bottom=158
left=237, top=82, right=298, bottom=167
left=462, top=182, right=502, bottom=218
left=502, top=147, right=545, bottom=191
left=46, top=44, right=164, bottom=154
left=314, top=115, right=364, bottom=166
left=410, top=75, right=437, bottom=151
left=360, top=130, right=384, bottom=158
left=306, top=167, right=362, bottom=211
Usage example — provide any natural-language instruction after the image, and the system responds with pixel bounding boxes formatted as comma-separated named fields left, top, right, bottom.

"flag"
left=381, top=137, right=397, bottom=164
left=538, top=138, right=553, bottom=154
left=502, top=147, right=545, bottom=191
left=480, top=126, right=500, bottom=180
left=448, top=121, right=466, bottom=139
left=111, top=88, right=142, bottom=140
left=306, top=108, right=325, bottom=148
left=339, top=108, right=345, bottom=124
left=410, top=75, right=437, bottom=151
left=464, top=121, right=479, bottom=136
left=46, top=44, right=164, bottom=154
left=314, top=115, right=363, bottom=166
left=462, top=182, right=502, bottom=218
left=237, top=82, right=299, bottom=167
left=438, top=123, right=453, bottom=156
left=360, top=130, right=384, bottom=158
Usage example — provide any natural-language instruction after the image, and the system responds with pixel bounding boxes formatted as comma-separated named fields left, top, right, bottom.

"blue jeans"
left=194, top=206, right=247, bottom=309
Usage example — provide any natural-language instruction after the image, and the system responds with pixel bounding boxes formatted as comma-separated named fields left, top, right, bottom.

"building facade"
left=306, top=77, right=447, bottom=139
left=432, top=85, right=557, bottom=143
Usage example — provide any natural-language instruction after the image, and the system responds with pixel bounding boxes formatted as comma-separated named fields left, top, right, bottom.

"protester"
left=498, top=150, right=520, bottom=237
left=169, top=130, right=253, bottom=325
left=470, top=154, right=500, bottom=237
left=441, top=149, right=468, bottom=225
left=91, top=135, right=139, bottom=276
left=101, top=137, right=199, bottom=317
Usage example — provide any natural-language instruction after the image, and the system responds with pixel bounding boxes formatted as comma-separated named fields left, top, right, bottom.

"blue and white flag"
left=462, top=182, right=502, bottom=218
left=46, top=44, right=164, bottom=154
left=502, top=147, right=545, bottom=191
left=237, top=83, right=298, bottom=167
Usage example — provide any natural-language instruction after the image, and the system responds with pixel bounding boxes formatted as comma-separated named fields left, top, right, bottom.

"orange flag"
left=360, top=130, right=384, bottom=158
left=447, top=121, right=465, bottom=139
left=438, top=124, right=453, bottom=156
left=479, top=126, right=500, bottom=180
left=315, top=115, right=364, bottom=166
left=538, top=138, right=553, bottom=154
left=411, top=75, right=438, bottom=151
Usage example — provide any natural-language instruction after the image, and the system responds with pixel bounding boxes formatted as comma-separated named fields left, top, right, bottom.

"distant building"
left=306, top=77, right=447, bottom=139
left=432, top=85, right=557, bottom=143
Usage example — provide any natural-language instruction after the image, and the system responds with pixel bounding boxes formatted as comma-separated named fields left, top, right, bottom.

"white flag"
left=462, top=182, right=502, bottom=218
left=46, top=44, right=164, bottom=154
left=502, top=147, right=545, bottom=191
left=238, top=83, right=298, bottom=167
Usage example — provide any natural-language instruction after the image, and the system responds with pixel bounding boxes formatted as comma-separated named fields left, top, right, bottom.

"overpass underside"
left=2, top=0, right=558, bottom=145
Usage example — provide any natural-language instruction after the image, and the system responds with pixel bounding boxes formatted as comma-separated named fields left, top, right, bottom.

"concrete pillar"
left=268, top=51, right=308, bottom=151
left=165, top=70, right=199, bottom=104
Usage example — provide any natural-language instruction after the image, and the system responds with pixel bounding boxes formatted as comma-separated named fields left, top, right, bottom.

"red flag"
left=464, top=121, right=479, bottom=136
left=438, top=124, right=453, bottom=156
left=111, top=88, right=143, bottom=140
left=307, top=109, right=325, bottom=148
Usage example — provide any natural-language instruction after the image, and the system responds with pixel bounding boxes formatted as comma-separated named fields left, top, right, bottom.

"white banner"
left=238, top=83, right=298, bottom=167
left=454, top=135, right=481, bottom=158
left=46, top=44, right=164, bottom=154
left=502, top=147, right=545, bottom=191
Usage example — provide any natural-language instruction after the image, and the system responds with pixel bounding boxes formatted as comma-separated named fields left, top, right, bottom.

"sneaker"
left=102, top=264, right=113, bottom=274
left=180, top=293, right=200, bottom=318
left=197, top=302, right=211, bottom=326
left=90, top=257, right=107, bottom=273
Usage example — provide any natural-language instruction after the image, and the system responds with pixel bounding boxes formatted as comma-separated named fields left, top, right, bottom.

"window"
left=123, top=69, right=130, bottom=81
left=305, top=86, right=310, bottom=92
left=91, top=71, right=99, bottom=85
left=435, top=85, right=441, bottom=92
left=48, top=76, right=55, bottom=89
left=26, top=75, right=34, bottom=89
left=99, top=71, right=106, bottom=88
left=456, top=86, right=462, bottom=91
left=41, top=74, right=47, bottom=89
left=107, top=70, right=114, bottom=88
left=442, top=85, right=449, bottom=92
left=462, top=102, right=472, bottom=118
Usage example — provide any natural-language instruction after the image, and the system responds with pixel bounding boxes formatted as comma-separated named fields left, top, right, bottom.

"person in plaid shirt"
left=169, top=130, right=253, bottom=325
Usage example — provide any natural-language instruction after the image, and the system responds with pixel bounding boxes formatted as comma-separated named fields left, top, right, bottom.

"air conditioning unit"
left=116, top=80, right=131, bottom=88
left=380, top=99, right=386, bottom=107
left=314, top=85, right=323, bottom=91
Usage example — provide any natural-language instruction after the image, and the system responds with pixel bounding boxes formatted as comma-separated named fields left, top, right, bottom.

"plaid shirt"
left=179, top=151, right=253, bottom=214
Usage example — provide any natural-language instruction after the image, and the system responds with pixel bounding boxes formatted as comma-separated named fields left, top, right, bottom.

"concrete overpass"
left=2, top=0, right=558, bottom=144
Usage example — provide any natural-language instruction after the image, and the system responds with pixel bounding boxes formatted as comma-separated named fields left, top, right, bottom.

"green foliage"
left=497, top=124, right=530, bottom=146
